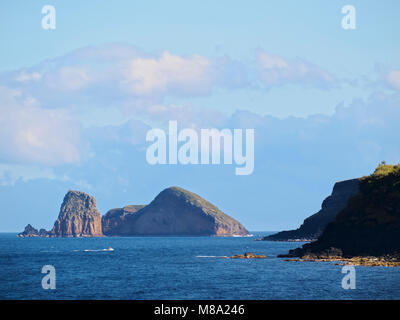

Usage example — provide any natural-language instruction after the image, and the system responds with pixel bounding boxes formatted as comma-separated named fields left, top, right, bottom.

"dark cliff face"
left=285, top=164, right=400, bottom=257
left=102, top=205, right=145, bottom=235
left=49, top=190, right=103, bottom=237
left=264, top=179, right=359, bottom=241
left=103, top=187, right=249, bottom=236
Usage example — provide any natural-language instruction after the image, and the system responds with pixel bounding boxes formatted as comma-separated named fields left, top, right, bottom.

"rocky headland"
left=278, top=163, right=400, bottom=267
left=263, top=178, right=359, bottom=241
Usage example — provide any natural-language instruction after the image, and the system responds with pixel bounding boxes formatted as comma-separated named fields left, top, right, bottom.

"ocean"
left=1, top=232, right=399, bottom=300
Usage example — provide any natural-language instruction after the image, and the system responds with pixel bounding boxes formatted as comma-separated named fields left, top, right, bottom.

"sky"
left=0, top=0, right=399, bottom=231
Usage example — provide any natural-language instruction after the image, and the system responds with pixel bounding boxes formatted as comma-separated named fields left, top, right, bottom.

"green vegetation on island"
left=280, top=163, right=400, bottom=265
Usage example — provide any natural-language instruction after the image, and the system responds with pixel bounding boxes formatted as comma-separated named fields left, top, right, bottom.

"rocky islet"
left=19, top=187, right=249, bottom=237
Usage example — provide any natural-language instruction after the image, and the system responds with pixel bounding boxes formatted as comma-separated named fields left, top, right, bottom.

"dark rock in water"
left=18, top=224, right=40, bottom=237
left=18, top=225, right=49, bottom=237
left=102, top=205, right=145, bottom=236
left=107, top=186, right=249, bottom=236
left=278, top=246, right=343, bottom=259
left=279, top=164, right=400, bottom=258
left=38, top=229, right=48, bottom=236
left=230, top=252, right=266, bottom=259
left=49, top=190, right=103, bottom=237
left=264, top=178, right=359, bottom=241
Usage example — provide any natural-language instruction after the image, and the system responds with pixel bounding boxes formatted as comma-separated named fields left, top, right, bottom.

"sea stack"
left=102, top=186, right=249, bottom=236
left=49, top=190, right=103, bottom=237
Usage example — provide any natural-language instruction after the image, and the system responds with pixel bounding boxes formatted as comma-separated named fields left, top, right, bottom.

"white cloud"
left=387, top=70, right=400, bottom=90
left=15, top=71, right=42, bottom=83
left=257, top=51, right=335, bottom=88
left=123, top=51, right=215, bottom=96
left=44, top=66, right=91, bottom=91
left=0, top=45, right=343, bottom=119
left=0, top=86, right=83, bottom=165
left=121, top=97, right=226, bottom=129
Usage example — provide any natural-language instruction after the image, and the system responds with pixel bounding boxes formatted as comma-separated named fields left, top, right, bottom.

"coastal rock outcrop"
left=229, top=252, right=266, bottom=259
left=279, top=163, right=400, bottom=260
left=49, top=190, right=103, bottom=237
left=106, top=186, right=249, bottom=236
left=264, top=178, right=359, bottom=241
left=18, top=224, right=49, bottom=237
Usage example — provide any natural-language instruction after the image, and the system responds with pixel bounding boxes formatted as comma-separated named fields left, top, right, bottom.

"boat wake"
left=82, top=247, right=114, bottom=252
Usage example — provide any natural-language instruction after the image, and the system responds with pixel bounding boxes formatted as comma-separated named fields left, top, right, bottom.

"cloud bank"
left=257, top=51, right=335, bottom=88
left=0, top=86, right=83, bottom=165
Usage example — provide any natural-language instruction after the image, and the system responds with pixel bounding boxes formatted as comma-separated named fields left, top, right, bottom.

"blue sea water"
left=1, top=232, right=400, bottom=300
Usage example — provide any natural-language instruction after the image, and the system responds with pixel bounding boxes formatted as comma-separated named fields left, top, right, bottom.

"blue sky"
left=2, top=0, right=399, bottom=119
left=0, top=1, right=399, bottom=231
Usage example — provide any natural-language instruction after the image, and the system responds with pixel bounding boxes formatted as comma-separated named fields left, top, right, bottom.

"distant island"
left=18, top=186, right=249, bottom=237
left=279, top=163, right=400, bottom=266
